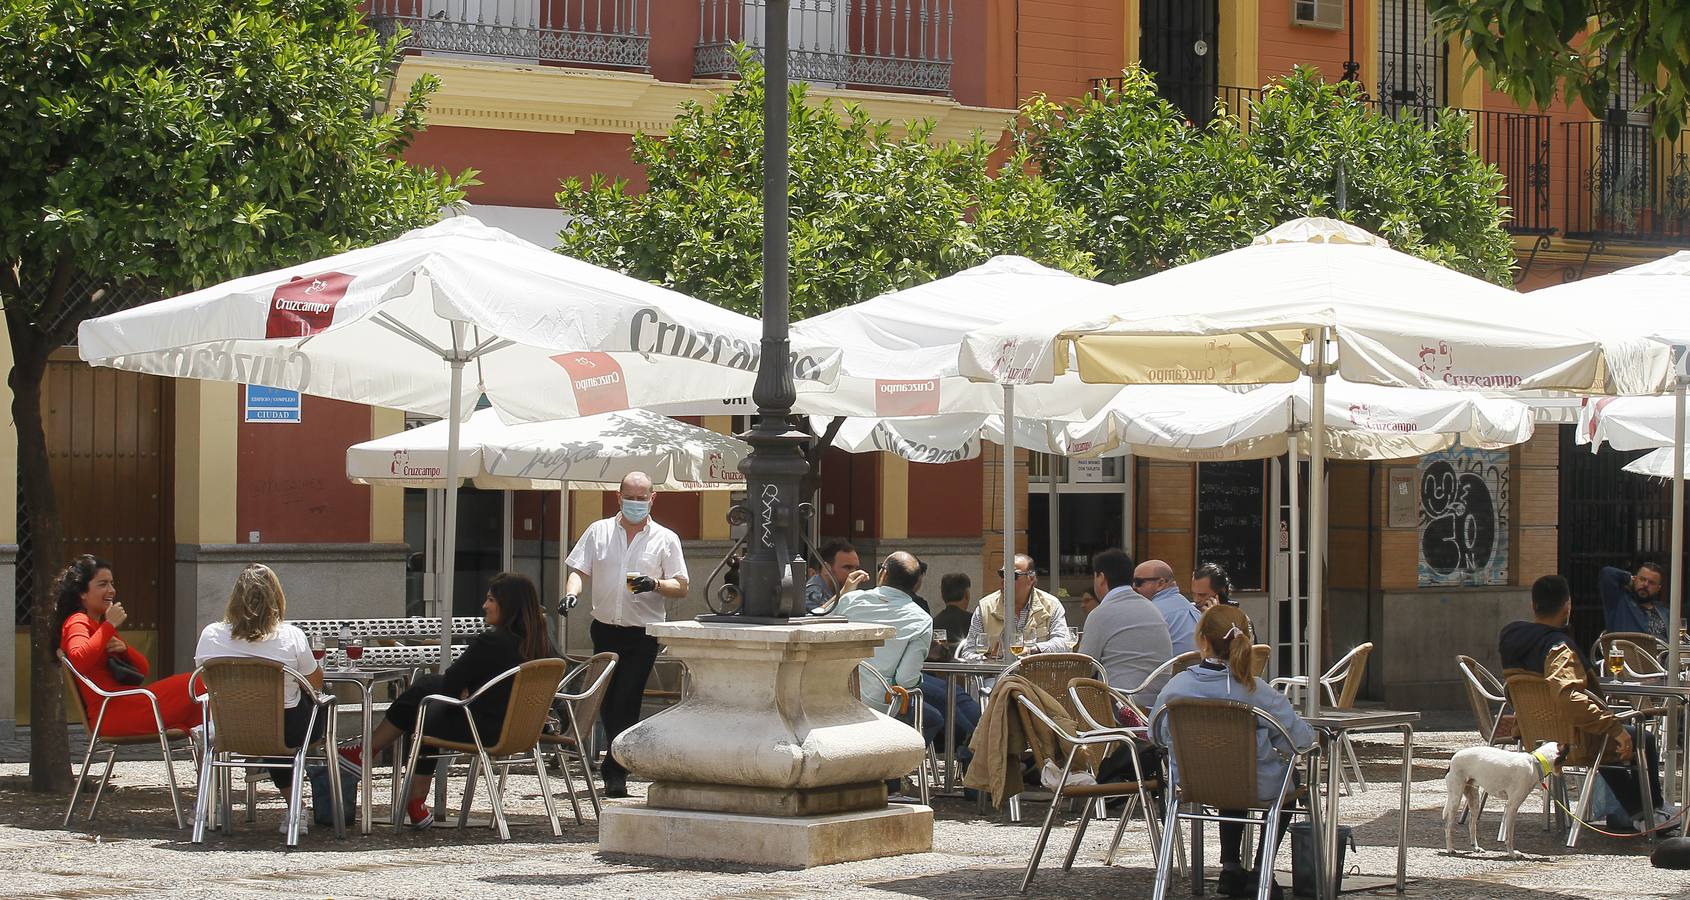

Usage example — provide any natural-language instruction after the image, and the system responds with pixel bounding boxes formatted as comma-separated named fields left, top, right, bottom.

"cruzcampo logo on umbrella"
left=267, top=272, right=354, bottom=338
left=553, top=352, right=631, bottom=416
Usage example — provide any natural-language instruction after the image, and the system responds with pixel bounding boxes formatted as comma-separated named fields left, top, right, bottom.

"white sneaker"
left=277, top=817, right=309, bottom=836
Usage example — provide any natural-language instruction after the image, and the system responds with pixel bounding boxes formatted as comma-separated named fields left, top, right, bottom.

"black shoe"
left=1216, top=869, right=1251, bottom=897
left=603, top=775, right=629, bottom=799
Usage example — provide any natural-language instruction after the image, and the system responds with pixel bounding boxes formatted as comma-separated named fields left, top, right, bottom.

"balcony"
left=367, top=1, right=651, bottom=71
left=696, top=0, right=953, bottom=96
left=1563, top=119, right=1690, bottom=245
left=1087, top=78, right=1554, bottom=236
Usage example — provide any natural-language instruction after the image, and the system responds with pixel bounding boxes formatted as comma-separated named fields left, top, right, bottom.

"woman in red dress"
left=57, top=555, right=201, bottom=736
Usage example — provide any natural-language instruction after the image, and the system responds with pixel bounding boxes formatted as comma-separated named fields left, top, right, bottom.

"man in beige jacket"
left=957, top=554, right=1072, bottom=661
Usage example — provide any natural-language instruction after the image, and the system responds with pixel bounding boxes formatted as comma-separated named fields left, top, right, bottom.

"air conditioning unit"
left=1293, top=0, right=1344, bottom=29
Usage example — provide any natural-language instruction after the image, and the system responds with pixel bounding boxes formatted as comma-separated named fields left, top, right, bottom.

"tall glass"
left=345, top=636, right=365, bottom=672
left=1607, top=645, right=1626, bottom=679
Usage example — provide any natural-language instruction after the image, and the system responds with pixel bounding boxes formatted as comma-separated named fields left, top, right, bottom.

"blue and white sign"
left=244, top=385, right=302, bottom=423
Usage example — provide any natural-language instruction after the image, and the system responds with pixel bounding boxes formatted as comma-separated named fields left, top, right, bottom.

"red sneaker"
left=337, top=746, right=363, bottom=781
left=406, top=797, right=434, bottom=830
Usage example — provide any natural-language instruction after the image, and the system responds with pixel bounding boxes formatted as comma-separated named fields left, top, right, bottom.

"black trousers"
left=271, top=701, right=327, bottom=790
left=1600, top=724, right=1665, bottom=816
left=591, top=619, right=660, bottom=783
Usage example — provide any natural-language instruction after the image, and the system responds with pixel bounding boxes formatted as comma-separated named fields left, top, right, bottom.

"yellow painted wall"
left=369, top=407, right=406, bottom=543
left=174, top=380, right=238, bottom=545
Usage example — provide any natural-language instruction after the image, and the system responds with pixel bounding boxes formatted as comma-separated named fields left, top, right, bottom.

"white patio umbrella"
left=959, top=217, right=1655, bottom=715
left=1542, top=252, right=1690, bottom=730
left=79, top=216, right=838, bottom=662
left=348, top=407, right=748, bottom=656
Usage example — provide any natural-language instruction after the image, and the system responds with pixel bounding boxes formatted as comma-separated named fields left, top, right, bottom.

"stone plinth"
left=600, top=620, right=934, bottom=866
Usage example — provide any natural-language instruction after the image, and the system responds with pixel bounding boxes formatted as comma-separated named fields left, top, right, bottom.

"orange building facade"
left=8, top=0, right=1689, bottom=730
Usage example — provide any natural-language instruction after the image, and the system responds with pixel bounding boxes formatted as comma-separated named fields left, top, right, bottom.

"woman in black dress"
left=339, top=572, right=554, bottom=828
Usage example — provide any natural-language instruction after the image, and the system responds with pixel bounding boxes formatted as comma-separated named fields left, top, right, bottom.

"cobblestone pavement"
left=1, top=721, right=1686, bottom=899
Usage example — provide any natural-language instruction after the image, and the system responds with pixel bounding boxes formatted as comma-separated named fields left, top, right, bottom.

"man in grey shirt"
left=1079, top=548, right=1175, bottom=707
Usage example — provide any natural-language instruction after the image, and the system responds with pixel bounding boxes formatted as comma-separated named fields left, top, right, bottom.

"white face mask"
left=620, top=498, right=651, bottom=524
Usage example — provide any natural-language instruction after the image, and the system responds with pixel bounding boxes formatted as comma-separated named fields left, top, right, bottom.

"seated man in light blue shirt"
left=1135, top=559, right=1198, bottom=656
left=836, top=551, right=938, bottom=749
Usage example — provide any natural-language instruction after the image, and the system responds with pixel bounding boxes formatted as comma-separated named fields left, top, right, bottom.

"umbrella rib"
left=374, top=312, right=450, bottom=359
left=1241, top=330, right=1310, bottom=374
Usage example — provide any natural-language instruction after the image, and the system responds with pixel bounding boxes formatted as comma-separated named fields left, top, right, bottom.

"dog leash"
left=1536, top=774, right=1685, bottom=839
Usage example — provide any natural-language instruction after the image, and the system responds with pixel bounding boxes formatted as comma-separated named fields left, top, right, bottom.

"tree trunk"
left=10, top=336, right=69, bottom=793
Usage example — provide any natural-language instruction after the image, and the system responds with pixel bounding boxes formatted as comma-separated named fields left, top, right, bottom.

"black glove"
left=561, top=593, right=579, bottom=612
left=629, top=575, right=658, bottom=594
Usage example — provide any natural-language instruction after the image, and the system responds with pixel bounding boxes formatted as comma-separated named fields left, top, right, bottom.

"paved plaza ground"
left=1, top=715, right=1686, bottom=899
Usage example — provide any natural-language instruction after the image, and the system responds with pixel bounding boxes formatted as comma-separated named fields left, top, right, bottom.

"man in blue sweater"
left=1598, top=563, right=1671, bottom=643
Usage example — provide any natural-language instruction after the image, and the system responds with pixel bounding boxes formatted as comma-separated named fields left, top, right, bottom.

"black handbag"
left=106, top=652, right=144, bottom=686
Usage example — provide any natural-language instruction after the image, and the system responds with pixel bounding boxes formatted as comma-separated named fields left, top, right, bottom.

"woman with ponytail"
left=57, top=554, right=202, bottom=736
left=1151, top=605, right=1315, bottom=898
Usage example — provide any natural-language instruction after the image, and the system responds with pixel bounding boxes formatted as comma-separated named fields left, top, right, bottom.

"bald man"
left=564, top=471, right=689, bottom=797
left=837, top=552, right=940, bottom=798
left=1134, top=559, right=1197, bottom=656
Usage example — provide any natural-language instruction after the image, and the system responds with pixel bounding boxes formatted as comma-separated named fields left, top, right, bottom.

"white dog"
left=1443, top=741, right=1561, bottom=858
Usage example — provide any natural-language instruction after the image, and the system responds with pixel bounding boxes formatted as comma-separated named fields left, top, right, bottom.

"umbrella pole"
left=1047, top=453, right=1061, bottom=596
left=434, top=354, right=466, bottom=817
left=557, top=487, right=571, bottom=658
left=1003, top=385, right=1019, bottom=656
left=1305, top=339, right=1328, bottom=719
left=1288, top=436, right=1301, bottom=681
left=1670, top=383, right=1685, bottom=804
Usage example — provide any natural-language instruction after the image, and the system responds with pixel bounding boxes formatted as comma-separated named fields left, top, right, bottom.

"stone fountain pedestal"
left=599, top=620, right=933, bottom=867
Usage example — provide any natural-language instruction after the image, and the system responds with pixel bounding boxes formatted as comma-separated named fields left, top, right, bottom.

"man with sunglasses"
left=956, top=554, right=1073, bottom=662
left=1133, top=559, right=1197, bottom=656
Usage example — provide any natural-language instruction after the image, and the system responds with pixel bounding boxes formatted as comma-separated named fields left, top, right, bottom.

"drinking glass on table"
left=345, top=636, right=365, bottom=671
left=309, top=634, right=327, bottom=667
left=1607, top=645, right=1626, bottom=679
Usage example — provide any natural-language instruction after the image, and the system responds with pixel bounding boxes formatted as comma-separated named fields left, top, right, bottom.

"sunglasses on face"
left=1014, top=570, right=1037, bottom=579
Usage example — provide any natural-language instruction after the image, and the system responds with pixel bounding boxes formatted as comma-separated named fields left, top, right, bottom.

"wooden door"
left=29, top=354, right=174, bottom=669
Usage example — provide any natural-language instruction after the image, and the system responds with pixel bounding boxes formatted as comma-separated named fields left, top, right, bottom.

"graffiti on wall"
left=1418, top=447, right=1510, bottom=587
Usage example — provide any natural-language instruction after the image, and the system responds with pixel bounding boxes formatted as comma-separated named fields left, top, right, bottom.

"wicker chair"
left=1150, top=698, right=1320, bottom=900
left=189, top=658, right=345, bottom=847
left=855, top=663, right=929, bottom=805
left=1118, top=652, right=1204, bottom=722
left=1012, top=681, right=1160, bottom=893
left=537, top=652, right=618, bottom=822
left=58, top=650, right=196, bottom=829
left=1249, top=645, right=1271, bottom=679
left=999, top=653, right=1106, bottom=821
left=398, top=658, right=570, bottom=840
left=1271, top=642, right=1373, bottom=793
left=1504, top=672, right=1652, bottom=848
left=1067, top=679, right=1166, bottom=867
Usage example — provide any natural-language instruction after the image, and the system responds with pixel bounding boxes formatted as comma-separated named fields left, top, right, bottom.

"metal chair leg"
left=285, top=753, right=307, bottom=847
left=87, top=749, right=117, bottom=821
left=1020, top=747, right=1079, bottom=894
left=478, top=746, right=511, bottom=841
left=1105, top=793, right=1138, bottom=866
left=1061, top=792, right=1097, bottom=872
left=62, top=736, right=100, bottom=827
left=556, top=748, right=585, bottom=825
left=159, top=733, right=185, bottom=829
left=458, top=754, right=481, bottom=829
left=191, top=749, right=215, bottom=844
left=1151, top=792, right=1181, bottom=900
left=532, top=748, right=563, bottom=837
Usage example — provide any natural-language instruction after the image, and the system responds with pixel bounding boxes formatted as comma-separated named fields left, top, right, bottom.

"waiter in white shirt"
left=564, top=471, right=689, bottom=797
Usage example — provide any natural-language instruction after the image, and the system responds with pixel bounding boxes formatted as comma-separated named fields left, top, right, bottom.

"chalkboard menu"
left=1196, top=460, right=1266, bottom=591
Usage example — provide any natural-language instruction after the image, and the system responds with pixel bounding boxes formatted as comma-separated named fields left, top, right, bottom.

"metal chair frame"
left=1008, top=680, right=1164, bottom=893
left=541, top=652, right=619, bottom=823
left=1149, top=699, right=1321, bottom=900
left=397, top=659, right=569, bottom=841
left=188, top=659, right=345, bottom=847
left=58, top=650, right=196, bottom=829
left=998, top=652, right=1107, bottom=823
left=1119, top=652, right=1203, bottom=720
left=856, top=662, right=930, bottom=805
left=1271, top=643, right=1373, bottom=794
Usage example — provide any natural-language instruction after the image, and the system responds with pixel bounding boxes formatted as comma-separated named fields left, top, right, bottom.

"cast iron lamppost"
left=716, top=0, right=815, bottom=623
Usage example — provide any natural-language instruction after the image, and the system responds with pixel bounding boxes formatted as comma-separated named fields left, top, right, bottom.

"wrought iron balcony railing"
left=1563, top=119, right=1690, bottom=245
left=1086, top=78, right=1553, bottom=236
left=368, top=0, right=651, bottom=71
left=697, top=0, right=952, bottom=95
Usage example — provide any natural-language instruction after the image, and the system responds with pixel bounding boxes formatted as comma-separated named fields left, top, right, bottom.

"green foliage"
left=1019, top=68, right=1516, bottom=286
left=557, top=58, right=1096, bottom=318
left=0, top=0, right=474, bottom=326
left=1427, top=0, right=1690, bottom=139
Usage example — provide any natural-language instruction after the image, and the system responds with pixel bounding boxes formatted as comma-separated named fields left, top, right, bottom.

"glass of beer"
left=1607, top=645, right=1626, bottom=679
left=625, top=571, right=641, bottom=593
left=1010, top=641, right=1027, bottom=657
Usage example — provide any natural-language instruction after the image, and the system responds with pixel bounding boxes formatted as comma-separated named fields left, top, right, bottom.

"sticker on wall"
left=1418, top=447, right=1510, bottom=587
